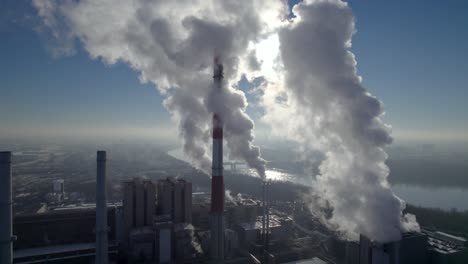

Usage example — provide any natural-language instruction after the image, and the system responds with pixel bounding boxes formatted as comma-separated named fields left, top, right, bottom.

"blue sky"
left=1, top=0, right=467, bottom=143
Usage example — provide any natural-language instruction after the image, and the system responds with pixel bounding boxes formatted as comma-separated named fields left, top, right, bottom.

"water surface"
left=168, top=148, right=468, bottom=211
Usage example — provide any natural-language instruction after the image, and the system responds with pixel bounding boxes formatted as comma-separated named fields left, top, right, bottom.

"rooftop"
left=435, top=231, right=467, bottom=242
left=51, top=202, right=122, bottom=211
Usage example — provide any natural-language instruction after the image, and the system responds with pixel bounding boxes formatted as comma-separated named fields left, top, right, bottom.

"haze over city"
left=1, top=0, right=468, bottom=264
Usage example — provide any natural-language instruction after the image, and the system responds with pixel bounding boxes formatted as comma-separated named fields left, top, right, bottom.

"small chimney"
left=0, top=151, right=13, bottom=264
left=95, top=151, right=108, bottom=264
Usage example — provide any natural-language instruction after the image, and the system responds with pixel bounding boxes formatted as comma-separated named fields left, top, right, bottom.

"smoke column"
left=33, top=0, right=419, bottom=243
left=32, top=0, right=281, bottom=177
left=260, top=0, right=419, bottom=242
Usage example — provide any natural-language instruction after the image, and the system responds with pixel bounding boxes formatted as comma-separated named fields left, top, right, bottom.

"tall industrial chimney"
left=0, top=152, right=13, bottom=264
left=210, top=56, right=225, bottom=263
left=95, top=151, right=108, bottom=264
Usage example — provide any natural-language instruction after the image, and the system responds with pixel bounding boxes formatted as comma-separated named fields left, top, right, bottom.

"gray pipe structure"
left=95, top=151, right=108, bottom=264
left=0, top=151, right=13, bottom=264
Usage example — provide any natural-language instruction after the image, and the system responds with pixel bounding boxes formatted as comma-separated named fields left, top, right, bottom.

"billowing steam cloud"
left=260, top=0, right=419, bottom=242
left=32, top=0, right=281, bottom=176
left=34, top=0, right=419, bottom=242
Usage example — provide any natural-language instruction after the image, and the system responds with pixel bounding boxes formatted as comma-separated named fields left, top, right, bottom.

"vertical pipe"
left=211, top=113, right=225, bottom=263
left=0, top=152, right=13, bottom=264
left=211, top=56, right=225, bottom=263
left=266, top=181, right=270, bottom=253
left=96, top=151, right=108, bottom=264
left=262, top=181, right=266, bottom=250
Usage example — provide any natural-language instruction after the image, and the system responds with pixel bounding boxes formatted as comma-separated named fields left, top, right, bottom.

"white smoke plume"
left=185, top=224, right=203, bottom=255
left=32, top=0, right=282, bottom=176
left=259, top=0, right=419, bottom=242
left=33, top=0, right=419, bottom=242
left=225, top=189, right=236, bottom=203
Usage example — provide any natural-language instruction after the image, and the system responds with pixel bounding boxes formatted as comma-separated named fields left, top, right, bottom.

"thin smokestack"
left=210, top=56, right=225, bottom=262
left=262, top=181, right=266, bottom=248
left=0, top=151, right=13, bottom=264
left=265, top=181, right=270, bottom=252
left=96, top=151, right=108, bottom=264
left=262, top=180, right=271, bottom=258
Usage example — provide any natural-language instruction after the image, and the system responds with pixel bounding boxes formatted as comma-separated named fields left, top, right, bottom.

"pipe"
left=266, top=181, right=270, bottom=252
left=210, top=56, right=225, bottom=263
left=96, top=151, right=108, bottom=264
left=262, top=181, right=266, bottom=251
left=0, top=151, right=13, bottom=264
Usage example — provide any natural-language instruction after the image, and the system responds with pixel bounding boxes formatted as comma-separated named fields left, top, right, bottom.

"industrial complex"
left=2, top=151, right=468, bottom=264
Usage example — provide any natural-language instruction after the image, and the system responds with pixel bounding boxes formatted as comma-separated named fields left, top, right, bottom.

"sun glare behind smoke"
left=254, top=33, right=281, bottom=79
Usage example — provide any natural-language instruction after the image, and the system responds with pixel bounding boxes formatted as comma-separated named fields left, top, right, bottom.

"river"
left=168, top=148, right=468, bottom=212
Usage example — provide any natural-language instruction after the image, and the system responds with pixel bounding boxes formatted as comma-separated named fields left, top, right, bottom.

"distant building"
left=425, top=230, right=468, bottom=264
left=236, top=214, right=293, bottom=249
left=346, top=232, right=429, bottom=264
left=193, top=191, right=261, bottom=230
left=225, top=197, right=261, bottom=227
left=45, top=192, right=64, bottom=204
left=157, top=178, right=192, bottom=223
left=45, top=179, right=66, bottom=204
left=52, top=179, right=65, bottom=194
left=349, top=235, right=400, bottom=264
left=430, top=231, right=467, bottom=247
left=344, top=230, right=468, bottom=264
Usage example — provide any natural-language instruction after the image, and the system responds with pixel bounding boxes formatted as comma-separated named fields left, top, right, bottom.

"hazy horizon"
left=2, top=0, right=468, bottom=146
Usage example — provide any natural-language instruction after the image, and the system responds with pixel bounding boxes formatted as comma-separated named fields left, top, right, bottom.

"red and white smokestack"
left=211, top=113, right=224, bottom=212
left=210, top=56, right=225, bottom=262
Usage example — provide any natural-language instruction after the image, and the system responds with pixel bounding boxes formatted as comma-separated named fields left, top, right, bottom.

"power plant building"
left=121, top=177, right=194, bottom=263
left=346, top=232, right=430, bottom=264
left=13, top=205, right=119, bottom=263
left=123, top=178, right=156, bottom=233
left=157, top=178, right=192, bottom=224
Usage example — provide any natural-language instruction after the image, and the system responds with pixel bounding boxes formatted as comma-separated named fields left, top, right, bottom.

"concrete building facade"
left=123, top=178, right=156, bottom=240
left=157, top=178, right=192, bottom=224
